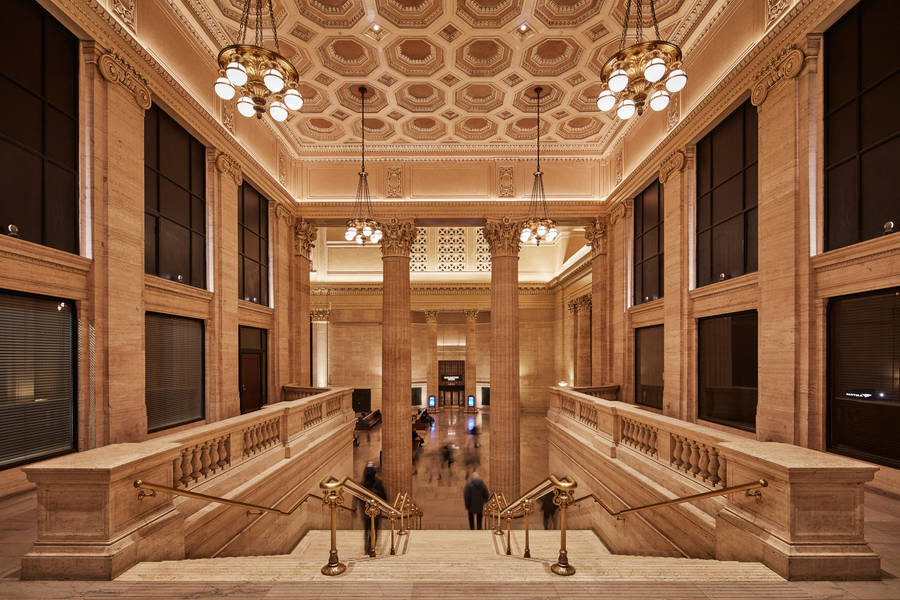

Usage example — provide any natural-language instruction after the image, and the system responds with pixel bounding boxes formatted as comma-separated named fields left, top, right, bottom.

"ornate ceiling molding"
left=96, top=51, right=151, bottom=110
left=311, top=284, right=554, bottom=296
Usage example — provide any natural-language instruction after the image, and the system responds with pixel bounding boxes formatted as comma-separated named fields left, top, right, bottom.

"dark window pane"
left=158, top=220, right=190, bottom=281
left=711, top=110, right=744, bottom=186
left=826, top=103, right=858, bottom=165
left=145, top=169, right=158, bottom=211
left=860, top=136, right=900, bottom=239
left=190, top=140, right=205, bottom=196
left=828, top=288, right=900, bottom=469
left=0, top=77, right=42, bottom=152
left=243, top=187, right=260, bottom=233
left=44, top=108, right=76, bottom=169
left=238, top=181, right=270, bottom=305
left=697, top=230, right=711, bottom=287
left=860, top=73, right=900, bottom=150
left=698, top=311, right=758, bottom=432
left=697, top=194, right=711, bottom=231
left=243, top=257, right=260, bottom=302
left=145, top=214, right=157, bottom=274
left=712, top=174, right=743, bottom=224
left=745, top=207, right=758, bottom=274
left=159, top=178, right=191, bottom=227
left=642, top=227, right=658, bottom=259
left=191, top=195, right=205, bottom=231
left=43, top=18, right=77, bottom=115
left=159, top=114, right=190, bottom=187
left=697, top=137, right=711, bottom=196
left=643, top=184, right=658, bottom=230
left=744, top=164, right=758, bottom=210
left=144, top=107, right=158, bottom=170
left=859, top=0, right=900, bottom=90
left=191, top=233, right=205, bottom=288
left=744, top=103, right=758, bottom=163
left=712, top=216, right=744, bottom=279
left=635, top=325, right=664, bottom=409
left=43, top=164, right=77, bottom=253
left=633, top=264, right=642, bottom=305
left=0, top=141, right=42, bottom=243
left=825, top=7, right=858, bottom=110
left=259, top=269, right=268, bottom=306
left=243, top=230, right=260, bottom=261
left=5, top=0, right=42, bottom=92
left=826, top=161, right=859, bottom=250
left=643, top=255, right=660, bottom=301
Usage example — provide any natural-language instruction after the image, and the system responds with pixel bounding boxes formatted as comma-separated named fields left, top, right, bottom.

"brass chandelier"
left=520, top=87, right=558, bottom=246
left=213, top=0, right=303, bottom=122
left=596, top=0, right=687, bottom=120
left=344, top=87, right=383, bottom=245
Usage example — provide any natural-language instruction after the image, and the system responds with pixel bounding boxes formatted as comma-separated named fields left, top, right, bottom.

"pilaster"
left=569, top=295, right=592, bottom=387
left=464, top=309, right=479, bottom=408
left=585, top=217, right=609, bottom=386
left=424, top=310, right=439, bottom=408
left=293, top=217, right=315, bottom=386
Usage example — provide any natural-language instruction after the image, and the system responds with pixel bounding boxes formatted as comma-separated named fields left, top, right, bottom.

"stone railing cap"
left=719, top=440, right=879, bottom=476
left=22, top=440, right=182, bottom=480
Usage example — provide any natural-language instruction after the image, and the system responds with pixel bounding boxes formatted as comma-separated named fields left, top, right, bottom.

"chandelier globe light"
left=344, top=87, right=383, bottom=246
left=521, top=87, right=558, bottom=247
left=213, top=0, right=303, bottom=122
left=596, top=0, right=688, bottom=120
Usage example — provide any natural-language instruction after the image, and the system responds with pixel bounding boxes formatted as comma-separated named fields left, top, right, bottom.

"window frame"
left=237, top=180, right=270, bottom=306
left=145, top=312, right=206, bottom=433
left=634, top=324, right=664, bottom=409
left=633, top=178, right=664, bottom=305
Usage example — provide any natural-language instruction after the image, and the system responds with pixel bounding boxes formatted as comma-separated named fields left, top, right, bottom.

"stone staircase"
left=118, top=529, right=782, bottom=583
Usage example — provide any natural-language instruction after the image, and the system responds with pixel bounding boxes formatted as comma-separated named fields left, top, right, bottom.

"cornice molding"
left=311, top=284, right=553, bottom=296
left=96, top=51, right=151, bottom=110
left=214, top=151, right=242, bottom=186
left=483, top=217, right=522, bottom=258
left=658, top=150, right=686, bottom=184
left=750, top=46, right=805, bottom=106
left=294, top=218, right=317, bottom=258
left=380, top=218, right=417, bottom=258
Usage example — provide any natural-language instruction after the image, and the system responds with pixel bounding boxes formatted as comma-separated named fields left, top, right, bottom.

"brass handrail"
left=573, top=479, right=768, bottom=519
left=132, top=479, right=354, bottom=516
left=318, top=476, right=423, bottom=575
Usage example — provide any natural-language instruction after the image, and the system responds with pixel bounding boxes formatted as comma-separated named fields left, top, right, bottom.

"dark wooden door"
left=240, top=352, right=263, bottom=414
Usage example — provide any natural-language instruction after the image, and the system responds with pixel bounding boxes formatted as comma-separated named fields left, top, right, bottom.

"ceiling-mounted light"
left=617, top=98, right=636, bottom=120
left=521, top=87, right=558, bottom=246
left=344, top=87, right=382, bottom=246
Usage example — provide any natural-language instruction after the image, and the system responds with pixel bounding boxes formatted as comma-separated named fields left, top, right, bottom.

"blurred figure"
left=540, top=492, right=558, bottom=530
left=464, top=472, right=490, bottom=530
left=361, top=461, right=387, bottom=556
left=468, top=424, right=481, bottom=448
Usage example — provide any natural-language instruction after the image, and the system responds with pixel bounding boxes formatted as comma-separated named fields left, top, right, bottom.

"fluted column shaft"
left=570, top=295, right=592, bottom=387
left=585, top=218, right=609, bottom=385
left=484, top=218, right=521, bottom=500
left=294, top=219, right=316, bottom=386
left=464, top=310, right=478, bottom=405
left=380, top=219, right=416, bottom=499
left=425, top=310, right=439, bottom=408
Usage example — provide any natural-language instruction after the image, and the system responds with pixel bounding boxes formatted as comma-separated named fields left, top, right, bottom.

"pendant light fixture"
left=520, top=87, right=558, bottom=246
left=344, top=87, right=383, bottom=245
left=214, top=0, right=303, bottom=122
left=596, top=0, right=687, bottom=119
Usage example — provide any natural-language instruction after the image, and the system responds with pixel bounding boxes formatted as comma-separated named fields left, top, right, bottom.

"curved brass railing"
left=132, top=479, right=354, bottom=516
left=318, top=476, right=422, bottom=576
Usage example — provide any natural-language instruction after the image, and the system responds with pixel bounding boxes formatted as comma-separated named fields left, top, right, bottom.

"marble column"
left=464, top=309, right=478, bottom=411
left=424, top=310, right=439, bottom=408
left=571, top=295, right=592, bottom=387
left=310, top=306, right=331, bottom=388
left=584, top=218, right=609, bottom=386
left=208, top=150, right=241, bottom=421
left=380, top=218, right=417, bottom=499
left=293, top=218, right=316, bottom=386
left=483, top=217, right=521, bottom=500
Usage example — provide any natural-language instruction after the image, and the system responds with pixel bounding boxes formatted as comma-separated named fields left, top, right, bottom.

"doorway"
left=239, top=326, right=267, bottom=414
left=438, top=359, right=465, bottom=408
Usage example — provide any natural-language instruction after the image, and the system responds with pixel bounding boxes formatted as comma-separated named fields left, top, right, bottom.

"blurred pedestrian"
left=464, top=472, right=490, bottom=530
left=540, top=492, right=558, bottom=530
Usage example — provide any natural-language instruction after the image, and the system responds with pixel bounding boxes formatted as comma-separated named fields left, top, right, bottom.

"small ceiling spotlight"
left=372, top=23, right=381, bottom=32
left=520, top=23, right=528, bottom=32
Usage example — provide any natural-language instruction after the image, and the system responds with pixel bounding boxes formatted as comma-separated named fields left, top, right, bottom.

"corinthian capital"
left=482, top=217, right=522, bottom=258
left=464, top=309, right=479, bottom=323
left=380, top=218, right=417, bottom=258
left=424, top=310, right=439, bottom=324
left=294, top=218, right=317, bottom=258
left=584, top=216, right=608, bottom=257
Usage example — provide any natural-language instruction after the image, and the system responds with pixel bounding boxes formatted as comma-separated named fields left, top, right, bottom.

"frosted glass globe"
left=225, top=62, right=247, bottom=87
left=214, top=77, right=235, bottom=100
left=608, top=68, right=629, bottom=93
left=264, top=68, right=285, bottom=93
left=268, top=101, right=288, bottom=122
left=644, top=57, right=667, bottom=83
left=616, top=99, right=636, bottom=120
left=236, top=96, right=255, bottom=118
left=649, top=89, right=670, bottom=112
left=596, top=89, right=616, bottom=112
left=344, top=229, right=355, bottom=241
left=666, top=68, right=687, bottom=93
left=283, top=88, right=303, bottom=111
left=362, top=225, right=373, bottom=237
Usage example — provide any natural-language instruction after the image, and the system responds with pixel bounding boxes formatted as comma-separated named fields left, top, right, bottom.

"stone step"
left=118, top=530, right=783, bottom=583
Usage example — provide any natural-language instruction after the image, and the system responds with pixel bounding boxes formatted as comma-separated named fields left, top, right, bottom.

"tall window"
left=0, top=0, right=78, bottom=254
left=633, top=179, right=664, bottom=305
left=239, top=326, right=267, bottom=414
left=0, top=289, right=76, bottom=468
left=824, top=0, right=900, bottom=250
left=828, top=288, right=899, bottom=468
left=145, top=313, right=205, bottom=432
left=144, top=105, right=206, bottom=288
left=696, top=100, right=758, bottom=287
left=238, top=182, right=269, bottom=305
left=698, top=311, right=758, bottom=431
left=635, top=325, right=664, bottom=409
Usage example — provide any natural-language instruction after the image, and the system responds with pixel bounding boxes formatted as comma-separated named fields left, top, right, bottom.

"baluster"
left=243, top=429, right=251, bottom=456
left=640, top=425, right=650, bottom=453
left=681, top=437, right=692, bottom=473
left=671, top=436, right=683, bottom=468
left=200, top=442, right=211, bottom=478
left=180, top=450, right=192, bottom=487
left=219, top=437, right=229, bottom=469
left=717, top=454, right=727, bottom=487
left=270, top=420, right=277, bottom=444
left=190, top=446, right=202, bottom=482
left=707, top=448, right=720, bottom=487
left=173, top=455, right=183, bottom=487
left=698, top=444, right=710, bottom=484
left=689, top=441, right=701, bottom=477
left=651, top=429, right=658, bottom=456
left=208, top=440, right=219, bottom=474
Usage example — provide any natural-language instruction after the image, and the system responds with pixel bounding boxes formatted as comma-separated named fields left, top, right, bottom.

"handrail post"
left=550, top=488, right=576, bottom=576
left=505, top=516, right=512, bottom=555
left=365, top=500, right=379, bottom=557
left=493, top=500, right=503, bottom=536
left=398, top=492, right=409, bottom=535
left=390, top=517, right=396, bottom=555
left=320, top=489, right=346, bottom=576
left=523, top=499, right=532, bottom=559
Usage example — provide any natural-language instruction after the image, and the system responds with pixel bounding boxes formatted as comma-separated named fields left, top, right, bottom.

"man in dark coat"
left=361, top=461, right=387, bottom=555
left=463, top=472, right=490, bottom=530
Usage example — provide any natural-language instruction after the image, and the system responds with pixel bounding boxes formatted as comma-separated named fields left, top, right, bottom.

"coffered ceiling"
left=170, top=0, right=722, bottom=156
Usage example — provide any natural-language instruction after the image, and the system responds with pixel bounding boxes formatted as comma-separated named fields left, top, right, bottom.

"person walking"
left=540, top=492, right=558, bottom=530
left=361, top=461, right=387, bottom=556
left=463, top=472, right=490, bottom=530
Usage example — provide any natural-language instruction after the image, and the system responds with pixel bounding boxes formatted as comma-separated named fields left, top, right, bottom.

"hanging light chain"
left=267, top=0, right=281, bottom=55
left=237, top=0, right=251, bottom=44
left=650, top=0, right=662, bottom=40
left=620, top=0, right=633, bottom=49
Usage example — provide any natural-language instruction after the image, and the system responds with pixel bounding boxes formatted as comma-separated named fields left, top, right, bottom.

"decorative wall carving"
left=278, top=147, right=288, bottom=186
left=666, top=93, right=680, bottom=131
left=615, top=146, right=624, bottom=185
left=767, top=0, right=790, bottom=27
left=482, top=217, right=522, bottom=258
left=464, top=309, right=479, bottom=322
left=97, top=52, right=151, bottom=110
left=610, top=198, right=632, bottom=226
left=584, top=216, right=608, bottom=257
left=437, top=227, right=466, bottom=272
left=424, top=309, right=439, bottom=323
left=751, top=46, right=805, bottom=106
left=310, top=306, right=332, bottom=322
left=274, top=203, right=293, bottom=224
left=474, top=227, right=491, bottom=271
left=409, top=228, right=428, bottom=272
left=112, top=0, right=135, bottom=31
left=498, top=165, right=514, bottom=197
left=222, top=101, right=235, bottom=134
left=568, top=293, right=592, bottom=313
left=214, top=152, right=243, bottom=186
left=294, top=218, right=317, bottom=258
left=380, top=218, right=417, bottom=258
left=659, top=150, right=686, bottom=184
left=386, top=166, right=402, bottom=198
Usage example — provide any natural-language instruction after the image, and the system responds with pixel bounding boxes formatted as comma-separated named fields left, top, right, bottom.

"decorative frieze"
left=766, top=0, right=790, bottom=28
left=437, top=227, right=466, bottom=271
left=222, top=101, right=235, bottom=134
left=666, top=94, right=680, bottom=131
left=474, top=227, right=491, bottom=271
left=659, top=150, right=686, bottom=184
left=97, top=51, right=151, bottom=110
left=751, top=46, right=805, bottom=106
left=380, top=218, right=417, bottom=258
left=386, top=166, right=402, bottom=198
left=567, top=294, right=592, bottom=314
left=294, top=218, right=317, bottom=258
left=498, top=165, right=515, bottom=197
left=214, top=152, right=243, bottom=186
left=584, top=216, right=608, bottom=257
left=409, top=228, right=428, bottom=272
left=112, top=0, right=135, bottom=31
left=278, top=146, right=288, bottom=186
left=482, top=217, right=522, bottom=258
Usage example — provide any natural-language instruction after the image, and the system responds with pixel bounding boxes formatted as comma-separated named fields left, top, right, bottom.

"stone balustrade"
left=21, top=387, right=355, bottom=580
left=281, top=384, right=328, bottom=403
left=548, top=386, right=880, bottom=581
left=571, top=384, right=619, bottom=401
